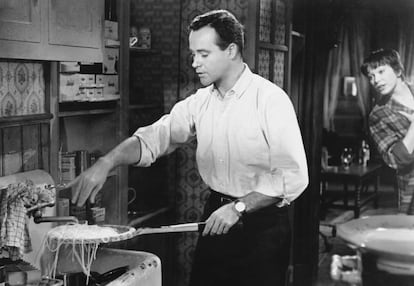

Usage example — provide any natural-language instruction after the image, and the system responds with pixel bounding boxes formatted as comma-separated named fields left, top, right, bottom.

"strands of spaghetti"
left=40, top=223, right=122, bottom=284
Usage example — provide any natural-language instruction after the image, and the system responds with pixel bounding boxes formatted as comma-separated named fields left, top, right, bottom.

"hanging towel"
left=0, top=180, right=55, bottom=260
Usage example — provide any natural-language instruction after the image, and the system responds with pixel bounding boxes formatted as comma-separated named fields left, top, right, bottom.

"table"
left=320, top=163, right=383, bottom=218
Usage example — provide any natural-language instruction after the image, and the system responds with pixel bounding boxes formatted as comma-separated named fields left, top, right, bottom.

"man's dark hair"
left=361, top=49, right=405, bottom=80
left=189, top=9, right=245, bottom=56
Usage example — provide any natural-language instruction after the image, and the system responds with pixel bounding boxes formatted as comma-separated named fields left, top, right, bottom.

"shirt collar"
left=209, top=63, right=253, bottom=99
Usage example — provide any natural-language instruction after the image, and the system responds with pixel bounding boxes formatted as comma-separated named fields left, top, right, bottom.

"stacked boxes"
left=59, top=21, right=120, bottom=103
left=59, top=66, right=119, bottom=102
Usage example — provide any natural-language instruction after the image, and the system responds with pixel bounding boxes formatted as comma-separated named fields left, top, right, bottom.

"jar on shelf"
left=137, top=27, right=151, bottom=49
left=341, top=147, right=354, bottom=169
left=358, top=140, right=370, bottom=167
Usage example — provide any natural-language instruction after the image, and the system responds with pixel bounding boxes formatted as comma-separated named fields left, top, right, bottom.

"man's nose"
left=192, top=55, right=200, bottom=68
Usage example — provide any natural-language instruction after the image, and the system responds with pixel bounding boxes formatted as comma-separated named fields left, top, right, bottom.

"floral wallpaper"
left=0, top=61, right=45, bottom=117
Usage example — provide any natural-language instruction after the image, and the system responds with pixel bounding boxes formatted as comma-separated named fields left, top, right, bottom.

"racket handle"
left=197, top=221, right=243, bottom=233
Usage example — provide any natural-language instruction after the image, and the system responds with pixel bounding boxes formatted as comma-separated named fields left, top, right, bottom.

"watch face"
left=235, top=201, right=246, bottom=213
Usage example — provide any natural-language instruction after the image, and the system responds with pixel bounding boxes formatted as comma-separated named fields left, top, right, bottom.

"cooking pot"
left=336, top=214, right=414, bottom=286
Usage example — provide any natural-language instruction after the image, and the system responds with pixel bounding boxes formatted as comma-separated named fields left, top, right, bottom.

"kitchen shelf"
left=58, top=100, right=119, bottom=117
left=130, top=47, right=161, bottom=57
left=129, top=104, right=163, bottom=110
left=58, top=108, right=116, bottom=117
left=0, top=113, right=53, bottom=127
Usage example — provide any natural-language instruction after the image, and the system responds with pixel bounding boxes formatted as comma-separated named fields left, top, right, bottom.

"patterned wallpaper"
left=131, top=2, right=249, bottom=285
left=177, top=1, right=248, bottom=286
left=0, top=61, right=45, bottom=117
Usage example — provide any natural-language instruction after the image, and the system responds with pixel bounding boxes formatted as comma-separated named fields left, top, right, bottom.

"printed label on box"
left=103, top=48, right=119, bottom=74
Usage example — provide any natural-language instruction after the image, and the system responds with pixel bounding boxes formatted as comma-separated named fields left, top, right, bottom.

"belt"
left=208, top=190, right=237, bottom=205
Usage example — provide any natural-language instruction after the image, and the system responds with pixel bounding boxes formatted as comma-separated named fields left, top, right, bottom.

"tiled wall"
left=0, top=61, right=45, bottom=116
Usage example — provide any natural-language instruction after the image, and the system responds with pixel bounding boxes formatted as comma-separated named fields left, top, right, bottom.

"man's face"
left=189, top=26, right=231, bottom=87
left=366, top=64, right=400, bottom=96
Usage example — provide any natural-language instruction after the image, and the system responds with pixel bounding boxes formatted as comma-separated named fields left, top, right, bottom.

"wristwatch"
left=233, top=200, right=247, bottom=216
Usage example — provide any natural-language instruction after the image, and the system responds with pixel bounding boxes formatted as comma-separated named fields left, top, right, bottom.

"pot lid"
left=337, top=214, right=414, bottom=263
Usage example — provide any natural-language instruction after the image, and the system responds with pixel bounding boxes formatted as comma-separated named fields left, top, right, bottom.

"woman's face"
left=367, top=64, right=400, bottom=96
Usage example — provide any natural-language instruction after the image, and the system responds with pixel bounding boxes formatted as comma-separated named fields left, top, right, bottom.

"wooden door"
left=0, top=0, right=41, bottom=43
left=246, top=1, right=319, bottom=285
left=48, top=0, right=103, bottom=49
left=246, top=0, right=292, bottom=93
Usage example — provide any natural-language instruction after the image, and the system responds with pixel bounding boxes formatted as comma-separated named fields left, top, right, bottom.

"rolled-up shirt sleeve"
left=133, top=96, right=197, bottom=167
left=391, top=142, right=414, bottom=168
left=369, top=106, right=412, bottom=170
left=256, top=89, right=309, bottom=205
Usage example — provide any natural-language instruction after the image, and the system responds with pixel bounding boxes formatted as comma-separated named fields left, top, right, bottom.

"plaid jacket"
left=369, top=83, right=414, bottom=213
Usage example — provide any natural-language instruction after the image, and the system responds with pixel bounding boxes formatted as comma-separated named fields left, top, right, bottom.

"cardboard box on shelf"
left=96, top=74, right=119, bottom=96
left=59, top=74, right=81, bottom=102
left=103, top=47, right=118, bottom=74
left=104, top=20, right=118, bottom=40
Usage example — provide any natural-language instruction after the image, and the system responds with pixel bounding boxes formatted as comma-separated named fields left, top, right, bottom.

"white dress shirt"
left=134, top=65, right=308, bottom=206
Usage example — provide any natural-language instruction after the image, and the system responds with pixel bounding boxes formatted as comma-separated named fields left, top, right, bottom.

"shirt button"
left=219, top=158, right=224, bottom=163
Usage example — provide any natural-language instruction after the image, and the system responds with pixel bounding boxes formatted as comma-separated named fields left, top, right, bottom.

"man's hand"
left=202, top=202, right=241, bottom=236
left=399, top=111, right=414, bottom=122
left=399, top=111, right=414, bottom=153
left=69, top=157, right=113, bottom=207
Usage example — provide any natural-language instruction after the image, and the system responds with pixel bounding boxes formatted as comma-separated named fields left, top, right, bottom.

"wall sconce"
left=343, top=76, right=357, bottom=96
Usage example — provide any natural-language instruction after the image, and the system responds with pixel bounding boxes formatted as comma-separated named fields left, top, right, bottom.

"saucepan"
left=336, top=214, right=414, bottom=285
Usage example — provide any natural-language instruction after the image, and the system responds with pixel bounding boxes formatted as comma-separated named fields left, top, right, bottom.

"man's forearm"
left=238, top=191, right=282, bottom=214
left=101, top=136, right=141, bottom=169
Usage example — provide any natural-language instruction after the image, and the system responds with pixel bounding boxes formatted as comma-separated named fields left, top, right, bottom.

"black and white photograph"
left=0, top=0, right=414, bottom=286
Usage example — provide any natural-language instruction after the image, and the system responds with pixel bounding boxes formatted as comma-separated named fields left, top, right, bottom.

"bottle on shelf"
left=340, top=147, right=354, bottom=169
left=358, top=140, right=370, bottom=167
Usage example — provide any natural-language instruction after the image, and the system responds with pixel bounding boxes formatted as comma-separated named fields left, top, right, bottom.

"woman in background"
left=361, top=48, right=414, bottom=213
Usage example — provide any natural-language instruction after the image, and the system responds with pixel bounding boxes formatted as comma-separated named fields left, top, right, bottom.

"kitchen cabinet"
left=49, top=0, right=130, bottom=225
left=0, top=0, right=104, bottom=62
left=0, top=0, right=41, bottom=44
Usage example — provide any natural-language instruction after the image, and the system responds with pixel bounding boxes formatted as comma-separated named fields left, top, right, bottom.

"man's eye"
left=201, top=53, right=208, bottom=58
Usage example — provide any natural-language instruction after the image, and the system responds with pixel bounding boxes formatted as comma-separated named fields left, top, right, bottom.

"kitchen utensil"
left=337, top=214, right=414, bottom=274
left=46, top=222, right=207, bottom=245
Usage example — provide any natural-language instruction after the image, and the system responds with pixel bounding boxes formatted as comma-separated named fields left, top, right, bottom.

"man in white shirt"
left=70, top=9, right=308, bottom=286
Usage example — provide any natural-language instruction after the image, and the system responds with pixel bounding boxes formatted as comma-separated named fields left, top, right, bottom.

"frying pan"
left=337, top=214, right=414, bottom=274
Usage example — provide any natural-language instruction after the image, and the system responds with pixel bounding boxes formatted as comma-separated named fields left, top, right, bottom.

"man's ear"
left=227, top=43, right=238, bottom=59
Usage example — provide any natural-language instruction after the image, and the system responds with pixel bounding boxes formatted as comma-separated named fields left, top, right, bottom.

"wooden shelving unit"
left=49, top=1, right=131, bottom=226
left=130, top=48, right=161, bottom=56
left=129, top=103, right=163, bottom=110
left=58, top=109, right=116, bottom=117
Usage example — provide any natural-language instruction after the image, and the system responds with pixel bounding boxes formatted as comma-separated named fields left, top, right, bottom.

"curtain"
left=322, top=23, right=348, bottom=130
left=322, top=10, right=372, bottom=131
left=349, top=11, right=372, bottom=132
left=398, top=12, right=414, bottom=84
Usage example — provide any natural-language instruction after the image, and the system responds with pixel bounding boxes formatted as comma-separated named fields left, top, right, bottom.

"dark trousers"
left=189, top=191, right=291, bottom=286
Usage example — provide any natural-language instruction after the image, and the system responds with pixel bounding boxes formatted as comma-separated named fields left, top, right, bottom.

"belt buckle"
left=220, top=197, right=233, bottom=205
